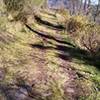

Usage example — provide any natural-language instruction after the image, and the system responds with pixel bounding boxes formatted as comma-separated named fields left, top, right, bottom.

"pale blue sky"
left=83, top=0, right=98, bottom=5
left=91, top=0, right=98, bottom=4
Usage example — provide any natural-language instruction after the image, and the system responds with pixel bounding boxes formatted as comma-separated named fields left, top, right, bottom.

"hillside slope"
left=0, top=7, right=100, bottom=100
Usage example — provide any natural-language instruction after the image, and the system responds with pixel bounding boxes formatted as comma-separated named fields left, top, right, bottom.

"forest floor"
left=0, top=9, right=100, bottom=100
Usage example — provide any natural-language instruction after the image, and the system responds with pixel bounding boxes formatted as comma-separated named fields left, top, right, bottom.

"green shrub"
left=80, top=27, right=100, bottom=56
left=3, top=0, right=27, bottom=23
left=3, top=0, right=25, bottom=12
left=67, top=18, right=83, bottom=34
left=14, top=12, right=27, bottom=23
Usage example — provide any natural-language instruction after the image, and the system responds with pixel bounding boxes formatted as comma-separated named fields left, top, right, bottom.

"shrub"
left=3, top=0, right=27, bottom=23
left=57, top=9, right=70, bottom=24
left=67, top=18, right=83, bottom=34
left=3, top=0, right=25, bottom=12
left=14, top=12, right=27, bottom=23
left=80, top=28, right=100, bottom=56
left=66, top=15, right=90, bottom=34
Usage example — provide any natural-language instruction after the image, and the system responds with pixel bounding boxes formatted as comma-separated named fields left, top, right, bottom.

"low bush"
left=67, top=18, right=83, bottom=34
left=3, top=0, right=28, bottom=23
left=80, top=27, right=100, bottom=56
left=3, top=0, right=25, bottom=12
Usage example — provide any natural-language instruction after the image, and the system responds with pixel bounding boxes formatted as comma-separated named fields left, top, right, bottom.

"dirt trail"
left=21, top=12, right=89, bottom=99
left=0, top=10, right=98, bottom=100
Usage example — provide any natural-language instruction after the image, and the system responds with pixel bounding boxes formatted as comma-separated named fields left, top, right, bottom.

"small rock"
left=9, top=88, right=29, bottom=100
left=0, top=68, right=5, bottom=81
left=67, top=88, right=75, bottom=93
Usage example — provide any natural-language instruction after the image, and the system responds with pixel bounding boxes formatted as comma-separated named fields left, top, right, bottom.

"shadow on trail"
left=30, top=44, right=54, bottom=50
left=25, top=24, right=75, bottom=47
left=34, top=15, right=65, bottom=30
left=30, top=43, right=100, bottom=70
left=25, top=24, right=100, bottom=70
left=56, top=45, right=100, bottom=68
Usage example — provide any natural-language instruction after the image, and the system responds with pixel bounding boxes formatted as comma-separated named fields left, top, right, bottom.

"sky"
left=83, top=0, right=99, bottom=5
left=92, top=0, right=98, bottom=4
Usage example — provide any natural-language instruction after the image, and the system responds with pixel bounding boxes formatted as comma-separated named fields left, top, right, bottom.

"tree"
left=86, top=0, right=91, bottom=15
left=79, top=0, right=83, bottom=13
left=83, top=0, right=87, bottom=11
left=92, top=0, right=100, bottom=21
left=87, top=0, right=91, bottom=8
left=69, top=0, right=79, bottom=14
